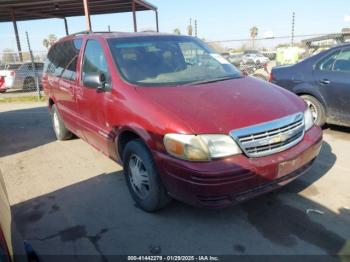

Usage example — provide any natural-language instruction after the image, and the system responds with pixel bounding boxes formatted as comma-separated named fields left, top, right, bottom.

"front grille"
left=230, top=113, right=305, bottom=158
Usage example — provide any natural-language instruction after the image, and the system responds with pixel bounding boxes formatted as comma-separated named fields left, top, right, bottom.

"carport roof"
left=0, top=0, right=157, bottom=22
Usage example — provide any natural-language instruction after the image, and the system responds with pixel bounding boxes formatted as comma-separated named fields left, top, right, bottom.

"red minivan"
left=43, top=32, right=323, bottom=212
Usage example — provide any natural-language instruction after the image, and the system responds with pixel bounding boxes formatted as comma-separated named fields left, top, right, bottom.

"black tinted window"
left=61, top=57, right=78, bottom=81
left=45, top=38, right=82, bottom=76
left=82, top=40, right=110, bottom=88
left=27, top=63, right=44, bottom=71
left=7, top=64, right=21, bottom=70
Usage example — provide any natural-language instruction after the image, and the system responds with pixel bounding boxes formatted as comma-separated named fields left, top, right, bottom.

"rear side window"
left=45, top=38, right=82, bottom=77
left=333, top=49, right=350, bottom=72
left=8, top=64, right=20, bottom=69
left=61, top=57, right=78, bottom=81
left=318, top=50, right=340, bottom=71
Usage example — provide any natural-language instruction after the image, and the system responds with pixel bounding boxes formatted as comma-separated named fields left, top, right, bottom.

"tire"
left=51, top=105, right=73, bottom=141
left=123, top=139, right=171, bottom=212
left=23, top=77, right=35, bottom=90
left=300, top=95, right=326, bottom=127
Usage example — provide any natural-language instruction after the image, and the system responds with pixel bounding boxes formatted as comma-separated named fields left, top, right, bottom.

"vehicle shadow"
left=0, top=106, right=55, bottom=158
left=10, top=141, right=349, bottom=258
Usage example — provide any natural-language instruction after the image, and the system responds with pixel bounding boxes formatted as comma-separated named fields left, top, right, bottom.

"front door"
left=76, top=39, right=112, bottom=154
left=313, top=48, right=350, bottom=125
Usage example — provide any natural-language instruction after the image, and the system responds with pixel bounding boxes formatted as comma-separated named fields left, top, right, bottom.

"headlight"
left=304, top=108, right=314, bottom=131
left=164, top=134, right=242, bottom=161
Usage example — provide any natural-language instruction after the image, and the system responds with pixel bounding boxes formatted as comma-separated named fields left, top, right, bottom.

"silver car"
left=0, top=62, right=43, bottom=92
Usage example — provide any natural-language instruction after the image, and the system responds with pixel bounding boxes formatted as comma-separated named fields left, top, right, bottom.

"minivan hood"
left=136, top=77, right=305, bottom=134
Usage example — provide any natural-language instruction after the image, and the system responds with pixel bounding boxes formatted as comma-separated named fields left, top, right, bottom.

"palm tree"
left=250, top=26, right=258, bottom=49
left=173, top=28, right=181, bottom=35
left=42, top=34, right=58, bottom=49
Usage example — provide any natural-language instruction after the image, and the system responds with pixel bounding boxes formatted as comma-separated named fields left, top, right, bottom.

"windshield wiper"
left=184, top=76, right=241, bottom=86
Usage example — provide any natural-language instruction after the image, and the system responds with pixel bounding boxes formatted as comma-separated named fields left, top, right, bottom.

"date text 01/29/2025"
left=127, top=256, right=220, bottom=261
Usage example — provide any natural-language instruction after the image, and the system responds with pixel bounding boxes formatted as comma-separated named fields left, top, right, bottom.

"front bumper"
left=154, top=126, right=323, bottom=208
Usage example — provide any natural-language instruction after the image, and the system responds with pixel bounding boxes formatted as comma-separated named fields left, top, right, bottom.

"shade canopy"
left=0, top=0, right=157, bottom=22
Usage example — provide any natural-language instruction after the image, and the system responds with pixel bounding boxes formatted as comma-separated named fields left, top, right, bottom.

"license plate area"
left=278, top=155, right=304, bottom=177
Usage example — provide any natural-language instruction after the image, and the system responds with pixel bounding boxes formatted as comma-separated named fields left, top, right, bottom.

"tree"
left=173, top=28, right=181, bottom=35
left=250, top=26, right=258, bottom=49
left=43, top=34, right=58, bottom=49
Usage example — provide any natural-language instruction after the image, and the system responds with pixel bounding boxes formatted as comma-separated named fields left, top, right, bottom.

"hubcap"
left=53, top=111, right=60, bottom=136
left=305, top=100, right=318, bottom=122
left=128, top=154, right=150, bottom=199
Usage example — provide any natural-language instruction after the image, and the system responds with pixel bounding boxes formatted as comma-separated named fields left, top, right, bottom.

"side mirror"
left=83, top=72, right=110, bottom=92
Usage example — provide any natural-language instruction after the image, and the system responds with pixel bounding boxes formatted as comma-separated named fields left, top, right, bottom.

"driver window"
left=82, top=40, right=110, bottom=89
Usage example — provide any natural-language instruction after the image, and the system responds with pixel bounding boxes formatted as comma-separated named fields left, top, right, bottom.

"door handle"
left=320, top=79, right=330, bottom=85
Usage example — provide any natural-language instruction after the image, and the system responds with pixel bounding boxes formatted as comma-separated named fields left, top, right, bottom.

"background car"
left=270, top=43, right=350, bottom=127
left=242, top=53, right=270, bottom=65
left=0, top=62, right=43, bottom=92
left=227, top=54, right=243, bottom=67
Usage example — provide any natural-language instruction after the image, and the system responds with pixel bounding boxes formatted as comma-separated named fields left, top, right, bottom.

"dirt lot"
left=0, top=102, right=349, bottom=259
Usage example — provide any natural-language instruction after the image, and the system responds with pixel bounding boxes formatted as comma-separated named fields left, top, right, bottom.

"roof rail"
left=69, top=30, right=92, bottom=36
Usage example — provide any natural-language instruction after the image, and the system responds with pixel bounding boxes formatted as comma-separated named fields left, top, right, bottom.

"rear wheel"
left=300, top=95, right=326, bottom=126
left=123, top=139, right=171, bottom=212
left=51, top=105, right=73, bottom=141
left=23, top=77, right=35, bottom=90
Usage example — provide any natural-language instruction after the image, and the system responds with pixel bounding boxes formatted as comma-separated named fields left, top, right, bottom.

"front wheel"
left=123, top=140, right=171, bottom=212
left=300, top=95, right=326, bottom=127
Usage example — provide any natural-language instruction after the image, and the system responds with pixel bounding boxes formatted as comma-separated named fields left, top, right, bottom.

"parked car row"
left=0, top=62, right=44, bottom=93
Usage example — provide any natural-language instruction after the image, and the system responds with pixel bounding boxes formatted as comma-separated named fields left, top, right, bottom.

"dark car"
left=0, top=170, right=38, bottom=262
left=270, top=43, right=350, bottom=127
left=43, top=32, right=322, bottom=212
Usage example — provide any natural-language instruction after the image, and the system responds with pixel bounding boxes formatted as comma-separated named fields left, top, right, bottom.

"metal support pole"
left=25, top=31, right=41, bottom=99
left=83, top=0, right=92, bottom=31
left=64, top=18, right=69, bottom=35
left=291, top=12, right=295, bottom=47
left=132, top=0, right=137, bottom=32
left=155, top=10, right=159, bottom=32
left=195, top=19, right=198, bottom=37
left=11, top=11, right=23, bottom=62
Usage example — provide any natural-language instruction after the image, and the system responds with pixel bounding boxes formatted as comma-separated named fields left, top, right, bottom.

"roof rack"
left=69, top=30, right=92, bottom=36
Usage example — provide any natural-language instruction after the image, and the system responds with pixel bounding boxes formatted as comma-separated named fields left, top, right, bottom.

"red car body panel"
left=43, top=33, right=323, bottom=208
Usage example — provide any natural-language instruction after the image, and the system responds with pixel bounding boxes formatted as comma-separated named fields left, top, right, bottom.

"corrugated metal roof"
left=0, top=0, right=157, bottom=22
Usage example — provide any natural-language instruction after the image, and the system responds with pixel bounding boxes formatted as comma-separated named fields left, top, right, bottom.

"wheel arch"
left=293, top=84, right=328, bottom=113
left=114, top=127, right=154, bottom=163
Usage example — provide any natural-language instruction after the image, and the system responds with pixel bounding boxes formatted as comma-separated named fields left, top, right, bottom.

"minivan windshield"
left=108, top=36, right=242, bottom=86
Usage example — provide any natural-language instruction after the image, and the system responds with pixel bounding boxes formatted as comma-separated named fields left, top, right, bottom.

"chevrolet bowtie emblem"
left=269, top=134, right=289, bottom=144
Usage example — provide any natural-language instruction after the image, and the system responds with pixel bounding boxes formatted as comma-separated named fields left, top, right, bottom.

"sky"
left=0, top=0, right=349, bottom=52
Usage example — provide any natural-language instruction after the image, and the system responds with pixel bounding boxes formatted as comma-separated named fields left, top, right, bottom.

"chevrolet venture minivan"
left=43, top=32, right=323, bottom=212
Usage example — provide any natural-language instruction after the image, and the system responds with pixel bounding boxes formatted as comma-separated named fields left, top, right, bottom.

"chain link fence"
left=0, top=50, right=47, bottom=97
